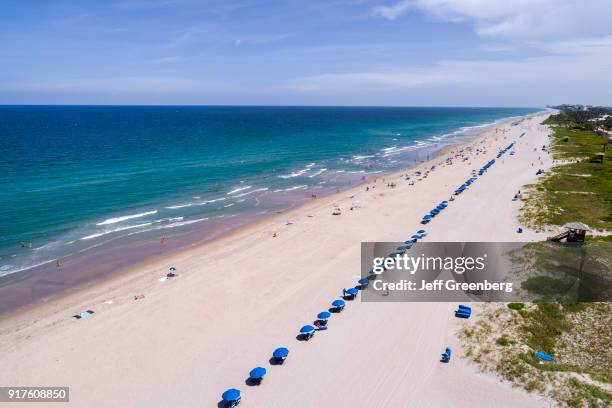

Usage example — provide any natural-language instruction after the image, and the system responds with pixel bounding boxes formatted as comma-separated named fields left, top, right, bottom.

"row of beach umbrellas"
left=364, top=228, right=428, bottom=277
left=221, top=142, right=516, bottom=406
left=221, top=285, right=362, bottom=405
left=496, top=142, right=515, bottom=158
left=422, top=200, right=448, bottom=224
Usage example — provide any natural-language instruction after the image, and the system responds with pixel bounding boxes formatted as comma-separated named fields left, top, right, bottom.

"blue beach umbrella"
left=249, top=367, right=267, bottom=379
left=358, top=278, right=369, bottom=285
left=273, top=347, right=289, bottom=359
left=346, top=287, right=358, bottom=296
left=411, top=234, right=420, bottom=239
left=317, top=311, right=331, bottom=320
left=300, top=325, right=315, bottom=334
left=169, top=266, right=176, bottom=273
left=423, top=214, right=432, bottom=219
left=222, top=389, right=241, bottom=402
left=417, top=229, right=427, bottom=234
left=405, top=239, right=417, bottom=244
left=332, top=299, right=345, bottom=308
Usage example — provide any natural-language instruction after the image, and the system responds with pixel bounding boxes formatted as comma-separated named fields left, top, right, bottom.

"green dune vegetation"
left=465, top=107, right=611, bottom=408
left=520, top=107, right=611, bottom=232
left=462, top=302, right=611, bottom=407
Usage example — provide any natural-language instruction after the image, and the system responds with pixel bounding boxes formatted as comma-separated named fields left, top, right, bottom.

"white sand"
left=0, top=113, right=554, bottom=407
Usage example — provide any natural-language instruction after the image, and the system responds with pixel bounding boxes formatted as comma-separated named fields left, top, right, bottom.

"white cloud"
left=373, top=0, right=612, bottom=40
left=372, top=0, right=411, bottom=20
left=291, top=35, right=612, bottom=105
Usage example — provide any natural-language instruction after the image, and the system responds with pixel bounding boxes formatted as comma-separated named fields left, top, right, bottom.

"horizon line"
left=0, top=103, right=546, bottom=109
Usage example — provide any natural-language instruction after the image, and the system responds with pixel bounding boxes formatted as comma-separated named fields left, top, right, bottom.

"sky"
left=1, top=0, right=612, bottom=106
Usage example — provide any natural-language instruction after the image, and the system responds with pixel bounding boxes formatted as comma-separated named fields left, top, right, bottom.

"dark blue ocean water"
left=0, top=106, right=540, bottom=275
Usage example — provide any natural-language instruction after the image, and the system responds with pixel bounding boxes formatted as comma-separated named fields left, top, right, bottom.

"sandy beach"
left=0, top=112, right=554, bottom=407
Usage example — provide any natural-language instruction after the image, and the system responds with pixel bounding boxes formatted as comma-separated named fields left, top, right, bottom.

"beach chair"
left=455, top=306, right=471, bottom=318
left=441, top=347, right=451, bottom=362
left=73, top=310, right=94, bottom=319
left=535, top=351, right=555, bottom=362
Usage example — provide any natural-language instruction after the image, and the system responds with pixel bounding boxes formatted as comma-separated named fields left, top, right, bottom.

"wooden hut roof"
left=563, top=221, right=590, bottom=231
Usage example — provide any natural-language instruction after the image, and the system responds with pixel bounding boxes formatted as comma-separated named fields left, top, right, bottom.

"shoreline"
left=0, top=110, right=546, bottom=318
left=0, top=111, right=553, bottom=407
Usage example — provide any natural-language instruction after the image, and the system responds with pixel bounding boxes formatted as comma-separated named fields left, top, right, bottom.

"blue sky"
left=1, top=0, right=611, bottom=106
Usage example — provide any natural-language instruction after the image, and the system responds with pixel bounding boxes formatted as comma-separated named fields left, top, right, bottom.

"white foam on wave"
left=165, top=217, right=184, bottom=222
left=204, top=197, right=226, bottom=203
left=381, top=144, right=421, bottom=157
left=153, top=217, right=208, bottom=229
left=122, top=218, right=210, bottom=238
left=166, top=196, right=226, bottom=209
left=308, top=168, right=327, bottom=178
left=96, top=210, right=157, bottom=226
left=82, top=222, right=153, bottom=240
left=231, top=187, right=269, bottom=198
left=352, top=155, right=374, bottom=161
left=0, top=260, right=55, bottom=278
left=227, top=186, right=252, bottom=195
left=273, top=185, right=308, bottom=192
left=166, top=203, right=193, bottom=210
left=278, top=168, right=309, bottom=179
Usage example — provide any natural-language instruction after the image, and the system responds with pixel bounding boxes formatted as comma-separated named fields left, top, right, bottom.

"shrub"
left=496, top=336, right=512, bottom=346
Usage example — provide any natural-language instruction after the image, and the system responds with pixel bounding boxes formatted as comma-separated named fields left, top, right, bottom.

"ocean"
left=0, top=106, right=540, bottom=280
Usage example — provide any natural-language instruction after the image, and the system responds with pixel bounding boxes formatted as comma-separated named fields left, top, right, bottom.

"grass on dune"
left=520, top=121, right=612, bottom=231
left=463, top=303, right=612, bottom=407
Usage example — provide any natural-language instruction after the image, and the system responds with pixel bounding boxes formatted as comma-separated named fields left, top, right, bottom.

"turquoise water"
left=0, top=106, right=540, bottom=275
